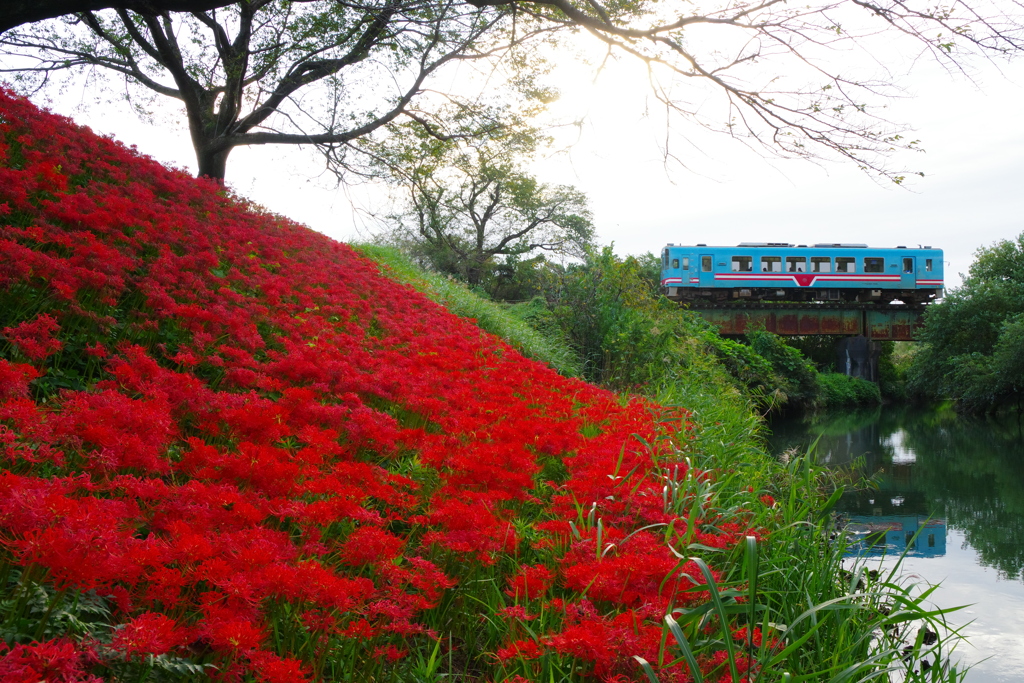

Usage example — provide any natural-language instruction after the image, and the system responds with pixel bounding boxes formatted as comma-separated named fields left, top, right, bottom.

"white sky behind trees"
left=13, top=27, right=1024, bottom=291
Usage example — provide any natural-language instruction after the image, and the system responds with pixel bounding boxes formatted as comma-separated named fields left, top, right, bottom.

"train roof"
left=664, top=243, right=940, bottom=250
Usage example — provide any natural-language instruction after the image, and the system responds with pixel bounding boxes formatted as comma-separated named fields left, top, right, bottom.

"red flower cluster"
left=2, top=314, right=63, bottom=361
left=0, top=89, right=763, bottom=680
left=0, top=638, right=101, bottom=683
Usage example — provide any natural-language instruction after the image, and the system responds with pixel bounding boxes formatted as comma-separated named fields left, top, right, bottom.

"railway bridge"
left=687, top=303, right=927, bottom=381
left=689, top=303, right=924, bottom=341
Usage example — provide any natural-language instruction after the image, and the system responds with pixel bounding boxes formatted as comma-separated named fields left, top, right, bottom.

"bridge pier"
left=835, top=336, right=881, bottom=382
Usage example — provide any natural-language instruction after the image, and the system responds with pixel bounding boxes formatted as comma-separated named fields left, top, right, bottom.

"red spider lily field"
left=0, top=90, right=964, bottom=683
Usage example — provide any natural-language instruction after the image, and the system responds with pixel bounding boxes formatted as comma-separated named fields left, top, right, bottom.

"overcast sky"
left=17, top=30, right=1024, bottom=291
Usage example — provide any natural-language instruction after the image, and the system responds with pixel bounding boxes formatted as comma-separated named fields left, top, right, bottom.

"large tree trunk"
left=196, top=145, right=232, bottom=182
left=464, top=266, right=483, bottom=286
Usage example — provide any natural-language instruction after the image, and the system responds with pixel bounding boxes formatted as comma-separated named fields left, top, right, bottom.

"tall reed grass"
left=633, top=413, right=968, bottom=683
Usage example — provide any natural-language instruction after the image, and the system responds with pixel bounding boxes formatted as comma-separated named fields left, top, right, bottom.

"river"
left=767, top=406, right=1024, bottom=682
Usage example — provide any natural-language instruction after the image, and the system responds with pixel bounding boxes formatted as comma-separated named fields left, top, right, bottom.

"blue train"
left=660, top=243, right=944, bottom=305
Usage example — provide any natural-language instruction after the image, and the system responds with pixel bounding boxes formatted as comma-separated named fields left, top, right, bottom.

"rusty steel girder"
left=691, top=306, right=925, bottom=341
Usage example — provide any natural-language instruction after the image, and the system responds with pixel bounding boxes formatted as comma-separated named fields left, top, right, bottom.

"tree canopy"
left=374, top=127, right=594, bottom=286
left=3, top=0, right=1024, bottom=182
left=909, top=233, right=1024, bottom=412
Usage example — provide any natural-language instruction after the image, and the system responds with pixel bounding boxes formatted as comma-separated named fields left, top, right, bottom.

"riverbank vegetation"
left=907, top=233, right=1024, bottom=414
left=0, top=91, right=964, bottom=681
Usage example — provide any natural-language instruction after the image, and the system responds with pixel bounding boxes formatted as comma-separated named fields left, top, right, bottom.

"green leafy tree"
left=993, top=315, right=1024, bottom=407
left=374, top=130, right=594, bottom=287
left=746, top=328, right=821, bottom=409
left=909, top=233, right=1024, bottom=412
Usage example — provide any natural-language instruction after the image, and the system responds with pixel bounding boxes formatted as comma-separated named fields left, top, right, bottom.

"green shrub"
left=818, top=372, right=882, bottom=407
left=747, top=328, right=821, bottom=406
left=543, top=247, right=677, bottom=391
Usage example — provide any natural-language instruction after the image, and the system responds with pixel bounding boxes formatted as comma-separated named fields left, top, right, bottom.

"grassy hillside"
left=0, top=90, right=960, bottom=682
left=352, top=244, right=582, bottom=378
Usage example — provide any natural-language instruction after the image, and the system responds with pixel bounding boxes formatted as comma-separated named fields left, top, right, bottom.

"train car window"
left=811, top=257, right=832, bottom=273
left=671, top=259, right=680, bottom=269
left=836, top=257, right=855, bottom=273
left=682, top=257, right=690, bottom=270
left=925, top=259, right=933, bottom=272
left=785, top=256, right=807, bottom=273
left=863, top=257, right=884, bottom=273
left=903, top=258, right=914, bottom=273
left=701, top=256, right=713, bottom=272
left=731, top=256, right=753, bottom=272
left=662, top=249, right=668, bottom=268
left=761, top=256, right=782, bottom=272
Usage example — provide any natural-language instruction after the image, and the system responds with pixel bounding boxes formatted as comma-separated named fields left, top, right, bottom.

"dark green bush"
left=818, top=372, right=882, bottom=407
left=746, top=328, right=821, bottom=409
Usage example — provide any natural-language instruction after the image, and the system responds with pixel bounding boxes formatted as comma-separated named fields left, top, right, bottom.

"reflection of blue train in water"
left=845, top=516, right=946, bottom=558
left=660, top=243, right=944, bottom=305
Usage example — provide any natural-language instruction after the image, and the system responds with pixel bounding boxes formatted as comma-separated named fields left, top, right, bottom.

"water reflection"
left=768, top=406, right=1024, bottom=580
left=845, top=517, right=947, bottom=558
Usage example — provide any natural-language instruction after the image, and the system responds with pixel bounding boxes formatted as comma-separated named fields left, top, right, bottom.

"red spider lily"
left=0, top=638, right=102, bottom=683
left=546, top=610, right=663, bottom=678
left=496, top=637, right=543, bottom=662
left=505, top=564, right=554, bottom=601
left=2, top=314, right=63, bottom=362
left=339, top=526, right=405, bottom=566
left=111, top=612, right=191, bottom=660
left=496, top=605, right=537, bottom=621
left=247, top=651, right=312, bottom=683
left=561, top=530, right=721, bottom=609
left=0, top=360, right=39, bottom=400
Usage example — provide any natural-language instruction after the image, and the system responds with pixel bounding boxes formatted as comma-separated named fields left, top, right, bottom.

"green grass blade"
left=692, top=557, right=740, bottom=682
left=634, top=655, right=661, bottom=683
left=665, top=613, right=705, bottom=683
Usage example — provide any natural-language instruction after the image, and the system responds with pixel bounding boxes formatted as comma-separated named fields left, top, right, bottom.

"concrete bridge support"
left=835, top=336, right=882, bottom=382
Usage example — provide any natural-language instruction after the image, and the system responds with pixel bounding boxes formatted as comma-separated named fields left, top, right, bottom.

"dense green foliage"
left=817, top=372, right=883, bottom=407
left=746, top=329, right=821, bottom=408
left=908, top=233, right=1024, bottom=413
left=539, top=248, right=818, bottom=417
